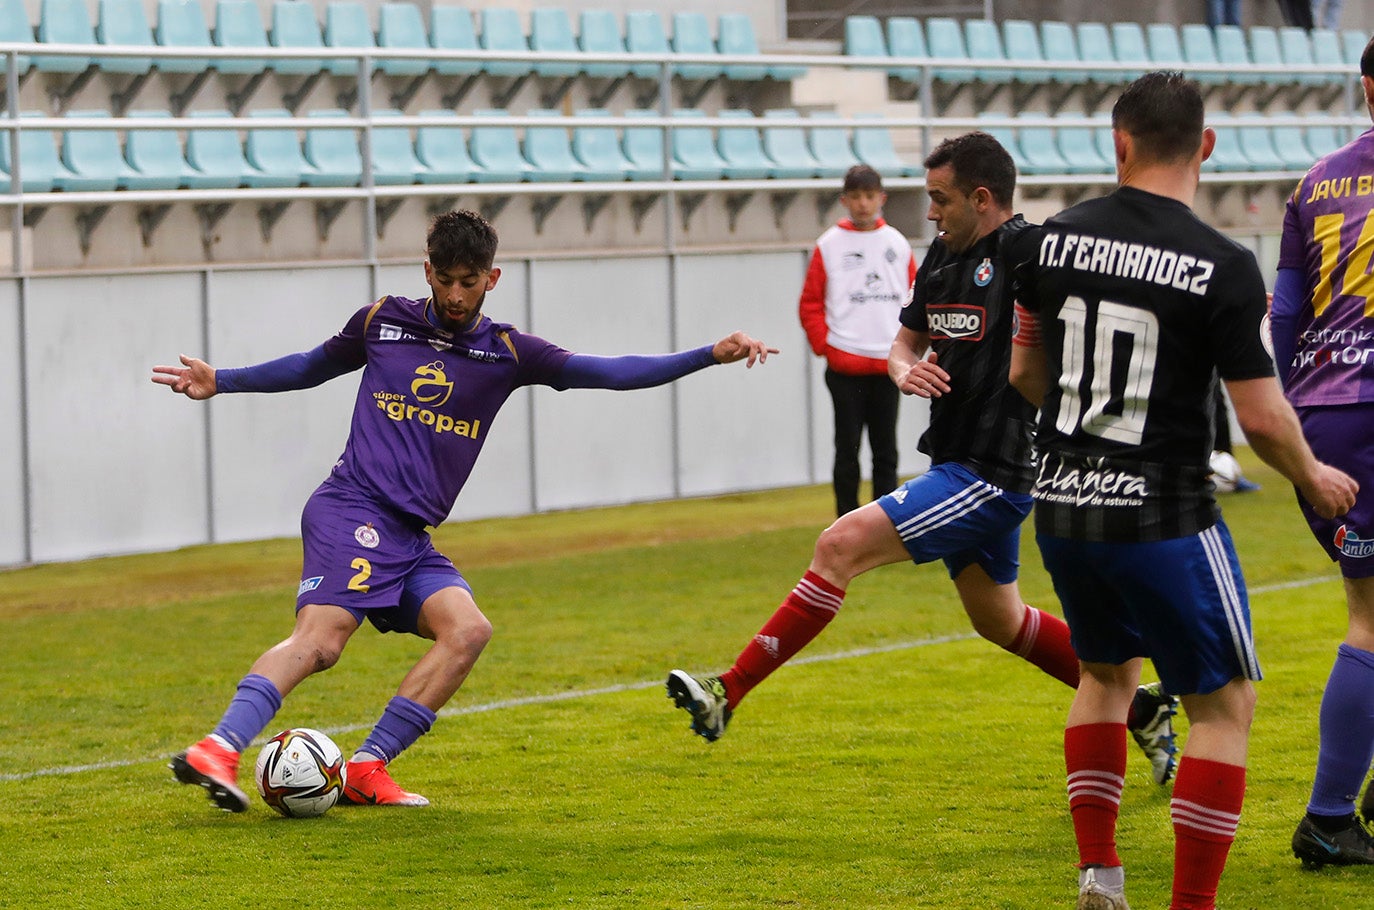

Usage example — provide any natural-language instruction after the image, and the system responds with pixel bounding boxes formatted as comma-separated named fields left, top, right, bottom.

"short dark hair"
left=922, top=131, right=1016, bottom=207
left=1362, top=34, right=1374, bottom=79
left=426, top=209, right=499, bottom=272
left=842, top=163, right=884, bottom=193
left=1111, top=71, right=1204, bottom=164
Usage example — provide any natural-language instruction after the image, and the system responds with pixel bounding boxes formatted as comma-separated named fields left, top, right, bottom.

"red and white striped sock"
left=1170, top=757, right=1245, bottom=910
left=1066, top=722, right=1127, bottom=868
left=1005, top=604, right=1081, bottom=689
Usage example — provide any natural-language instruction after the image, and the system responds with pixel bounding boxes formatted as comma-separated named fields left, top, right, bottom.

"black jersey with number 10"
left=1016, top=186, right=1274, bottom=542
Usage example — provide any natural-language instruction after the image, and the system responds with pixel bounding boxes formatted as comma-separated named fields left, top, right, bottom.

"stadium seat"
left=578, top=9, right=631, bottom=80
left=0, top=114, right=74, bottom=192
left=571, top=108, right=632, bottom=181
left=622, top=108, right=668, bottom=180
left=1144, top=23, right=1184, bottom=68
left=1236, top=114, right=1286, bottom=171
left=1203, top=123, right=1249, bottom=172
left=370, top=109, right=427, bottom=184
left=429, top=6, right=481, bottom=77
left=670, top=108, right=726, bottom=180
left=270, top=0, right=326, bottom=76
left=212, top=0, right=268, bottom=75
left=1109, top=22, right=1150, bottom=80
left=469, top=109, right=534, bottom=182
left=1304, top=116, right=1344, bottom=159
left=1015, top=112, right=1071, bottom=174
left=96, top=0, right=154, bottom=75
left=624, top=10, right=670, bottom=80
left=58, top=110, right=137, bottom=190
left=977, top=113, right=1024, bottom=171
left=322, top=1, right=375, bottom=76
left=1001, top=20, right=1046, bottom=86
left=1180, top=24, right=1224, bottom=85
left=376, top=2, right=430, bottom=77
left=0, top=0, right=33, bottom=76
left=523, top=108, right=586, bottom=181
left=243, top=108, right=315, bottom=187
left=35, top=0, right=93, bottom=74
left=716, top=109, right=773, bottom=178
left=844, top=15, right=884, bottom=57
left=1075, top=22, right=1118, bottom=83
left=529, top=7, right=581, bottom=79
left=1057, top=122, right=1111, bottom=173
left=1342, top=29, right=1366, bottom=68
left=302, top=109, right=362, bottom=185
left=1040, top=21, right=1087, bottom=85
left=1310, top=29, right=1347, bottom=88
left=154, top=0, right=212, bottom=74
left=1213, top=25, right=1258, bottom=85
left=414, top=109, right=477, bottom=183
left=670, top=12, right=723, bottom=81
left=124, top=109, right=196, bottom=189
left=924, top=17, right=976, bottom=83
left=184, top=110, right=258, bottom=188
left=1247, top=26, right=1285, bottom=82
left=1269, top=113, right=1316, bottom=170
left=761, top=109, right=820, bottom=179
left=716, top=14, right=770, bottom=82
left=883, top=17, right=924, bottom=83
left=1095, top=125, right=1116, bottom=169
left=852, top=116, right=919, bottom=177
left=964, top=18, right=1010, bottom=85
left=1279, top=26, right=1323, bottom=86
left=807, top=111, right=860, bottom=178
left=479, top=7, right=532, bottom=79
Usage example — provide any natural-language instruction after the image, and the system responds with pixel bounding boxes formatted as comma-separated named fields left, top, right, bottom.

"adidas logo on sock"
left=754, top=634, right=780, bottom=658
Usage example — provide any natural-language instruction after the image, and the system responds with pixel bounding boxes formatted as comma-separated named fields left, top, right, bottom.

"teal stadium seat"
left=376, top=2, right=431, bottom=77
left=1279, top=26, right=1323, bottom=86
left=154, top=0, right=212, bottom=74
left=578, top=9, right=631, bottom=80
left=1075, top=22, right=1118, bottom=83
left=323, top=1, right=375, bottom=76
left=1310, top=29, right=1347, bottom=88
left=212, top=0, right=268, bottom=75
left=977, top=113, right=1024, bottom=171
left=0, top=0, right=33, bottom=76
left=883, top=17, right=924, bottom=84
left=0, top=114, right=76, bottom=192
left=96, top=0, right=154, bottom=75
left=185, top=110, right=260, bottom=188
left=1212, top=25, right=1258, bottom=85
left=852, top=116, right=919, bottom=177
left=370, top=109, right=428, bottom=184
left=843, top=15, right=884, bottom=58
left=59, top=111, right=138, bottom=190
left=624, top=10, right=670, bottom=80
left=670, top=109, right=727, bottom=180
left=523, top=108, right=587, bottom=181
left=924, top=18, right=976, bottom=83
left=429, top=6, right=481, bottom=77
left=1015, top=112, right=1071, bottom=174
left=479, top=8, right=532, bottom=79
left=529, top=7, right=581, bottom=79
left=1057, top=121, right=1111, bottom=173
left=964, top=18, right=1010, bottom=85
left=302, top=109, right=363, bottom=186
left=269, top=0, right=326, bottom=76
left=807, top=111, right=860, bottom=178
left=1203, top=123, right=1250, bottom=172
left=1247, top=26, right=1286, bottom=83
left=414, top=109, right=477, bottom=183
left=124, top=110, right=197, bottom=189
left=1095, top=125, right=1116, bottom=169
left=1144, top=23, right=1184, bottom=68
left=761, top=109, right=820, bottom=179
left=1001, top=20, right=1046, bottom=86
left=623, top=109, right=668, bottom=180
left=1342, top=30, right=1366, bottom=68
left=1304, top=116, right=1344, bottom=159
left=571, top=109, right=632, bottom=180
left=36, top=0, right=94, bottom=74
left=1109, top=22, right=1150, bottom=80
left=1180, top=24, right=1224, bottom=85
left=1269, top=113, right=1316, bottom=169
left=1237, top=113, right=1286, bottom=171
left=469, top=109, right=534, bottom=182
left=671, top=12, right=723, bottom=81
left=244, top=108, right=316, bottom=187
left=1040, top=21, right=1087, bottom=85
left=716, top=109, right=773, bottom=179
left=715, top=14, right=768, bottom=82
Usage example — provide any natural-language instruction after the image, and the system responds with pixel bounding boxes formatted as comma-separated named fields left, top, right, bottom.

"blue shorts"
left=876, top=462, right=1033, bottom=584
left=1036, top=520, right=1261, bottom=696
left=1296, top=404, right=1374, bottom=579
left=297, top=482, right=471, bottom=635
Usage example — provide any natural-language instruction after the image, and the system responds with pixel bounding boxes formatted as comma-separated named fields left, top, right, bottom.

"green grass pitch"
left=1, top=453, right=1370, bottom=908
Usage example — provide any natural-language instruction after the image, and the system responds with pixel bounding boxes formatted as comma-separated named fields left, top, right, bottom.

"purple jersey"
left=321, top=295, right=573, bottom=525
left=1277, top=127, right=1374, bottom=407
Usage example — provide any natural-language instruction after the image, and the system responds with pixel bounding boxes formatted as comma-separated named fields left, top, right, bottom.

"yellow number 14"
left=1313, top=209, right=1374, bottom=317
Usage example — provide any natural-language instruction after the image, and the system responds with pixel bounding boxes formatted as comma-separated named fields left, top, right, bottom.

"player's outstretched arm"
left=711, top=331, right=778, bottom=367
left=151, top=354, right=217, bottom=400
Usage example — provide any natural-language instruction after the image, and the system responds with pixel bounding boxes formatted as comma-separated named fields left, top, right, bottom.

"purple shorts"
left=296, top=481, right=471, bottom=634
left=1296, top=404, right=1374, bottom=579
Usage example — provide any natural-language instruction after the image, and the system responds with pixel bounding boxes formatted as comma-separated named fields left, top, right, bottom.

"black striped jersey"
left=1016, top=186, right=1275, bottom=542
left=901, top=214, right=1041, bottom=494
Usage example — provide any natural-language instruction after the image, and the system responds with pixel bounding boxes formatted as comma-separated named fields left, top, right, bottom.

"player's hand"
left=151, top=354, right=218, bottom=400
left=894, top=350, right=951, bottom=398
left=1300, top=462, right=1359, bottom=520
left=713, top=331, right=778, bottom=368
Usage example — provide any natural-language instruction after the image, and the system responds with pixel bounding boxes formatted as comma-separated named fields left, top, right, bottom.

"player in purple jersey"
left=1012, top=73, right=1356, bottom=909
left=1273, top=35, right=1374, bottom=868
left=151, top=210, right=777, bottom=812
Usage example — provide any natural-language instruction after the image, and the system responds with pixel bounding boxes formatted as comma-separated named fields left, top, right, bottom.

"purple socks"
left=355, top=696, right=437, bottom=764
left=211, top=673, right=283, bottom=753
left=1308, top=643, right=1374, bottom=816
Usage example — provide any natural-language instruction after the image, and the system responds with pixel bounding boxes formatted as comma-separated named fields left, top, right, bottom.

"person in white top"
left=799, top=165, right=917, bottom=515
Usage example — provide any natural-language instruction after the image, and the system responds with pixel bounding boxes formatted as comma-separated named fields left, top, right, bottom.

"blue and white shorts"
left=1036, top=520, right=1261, bottom=696
left=876, top=462, right=1033, bottom=585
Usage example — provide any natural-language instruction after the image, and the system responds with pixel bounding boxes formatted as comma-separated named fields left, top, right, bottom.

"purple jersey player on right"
left=152, top=210, right=776, bottom=812
left=1274, top=34, right=1374, bottom=869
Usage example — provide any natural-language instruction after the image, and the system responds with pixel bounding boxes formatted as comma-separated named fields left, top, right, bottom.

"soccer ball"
left=254, top=728, right=347, bottom=818
left=1208, top=450, right=1242, bottom=494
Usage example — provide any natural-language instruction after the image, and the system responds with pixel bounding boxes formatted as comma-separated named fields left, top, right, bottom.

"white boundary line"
left=0, top=574, right=1340, bottom=784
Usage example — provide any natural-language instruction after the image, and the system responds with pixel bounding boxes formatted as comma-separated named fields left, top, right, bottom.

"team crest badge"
left=974, top=258, right=994, bottom=287
left=355, top=524, right=381, bottom=549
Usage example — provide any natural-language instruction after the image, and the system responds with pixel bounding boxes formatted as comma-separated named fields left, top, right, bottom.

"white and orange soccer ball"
left=254, top=728, right=346, bottom=818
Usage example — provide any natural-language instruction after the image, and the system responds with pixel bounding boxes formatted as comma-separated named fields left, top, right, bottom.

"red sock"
left=1170, top=757, right=1245, bottom=910
left=1005, top=605, right=1081, bottom=689
left=719, top=570, right=843, bottom=710
left=1065, top=722, right=1127, bottom=868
